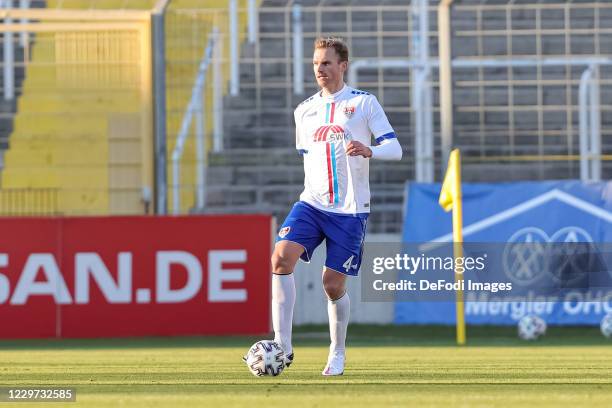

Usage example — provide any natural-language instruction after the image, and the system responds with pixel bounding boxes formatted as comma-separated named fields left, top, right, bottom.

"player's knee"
left=323, top=279, right=345, bottom=300
left=271, top=252, right=293, bottom=275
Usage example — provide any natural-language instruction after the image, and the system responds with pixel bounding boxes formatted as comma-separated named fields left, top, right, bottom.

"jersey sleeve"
left=366, top=96, right=396, bottom=145
left=294, top=109, right=306, bottom=153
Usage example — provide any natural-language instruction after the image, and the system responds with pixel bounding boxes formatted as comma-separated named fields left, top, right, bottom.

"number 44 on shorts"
left=343, top=255, right=357, bottom=273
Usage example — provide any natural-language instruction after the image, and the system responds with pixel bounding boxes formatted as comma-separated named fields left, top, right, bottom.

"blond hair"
left=314, top=36, right=349, bottom=62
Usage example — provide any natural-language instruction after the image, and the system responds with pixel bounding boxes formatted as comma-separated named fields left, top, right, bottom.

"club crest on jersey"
left=343, top=106, right=355, bottom=118
left=278, top=226, right=291, bottom=238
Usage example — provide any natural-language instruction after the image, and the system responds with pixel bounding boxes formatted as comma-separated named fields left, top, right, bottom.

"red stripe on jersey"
left=326, top=143, right=334, bottom=204
left=330, top=103, right=335, bottom=123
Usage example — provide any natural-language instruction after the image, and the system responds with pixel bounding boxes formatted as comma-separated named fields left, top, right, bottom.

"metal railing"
left=152, top=0, right=170, bottom=214
left=348, top=56, right=611, bottom=182
left=292, top=3, right=303, bottom=95
left=447, top=1, right=612, bottom=179
left=0, top=0, right=34, bottom=101
left=0, top=187, right=59, bottom=215
left=164, top=4, right=235, bottom=215
left=579, top=65, right=601, bottom=182
left=171, top=28, right=217, bottom=215
left=229, top=0, right=239, bottom=96
left=2, top=1, right=14, bottom=100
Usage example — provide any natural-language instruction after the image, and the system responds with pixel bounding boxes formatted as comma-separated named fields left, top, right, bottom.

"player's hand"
left=346, top=141, right=372, bottom=158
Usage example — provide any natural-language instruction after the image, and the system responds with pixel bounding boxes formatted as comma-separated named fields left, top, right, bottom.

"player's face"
left=313, top=47, right=347, bottom=94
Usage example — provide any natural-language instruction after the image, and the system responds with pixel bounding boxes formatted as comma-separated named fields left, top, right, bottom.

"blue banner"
left=396, top=181, right=612, bottom=325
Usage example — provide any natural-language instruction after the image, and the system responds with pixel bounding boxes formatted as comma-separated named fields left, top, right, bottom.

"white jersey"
left=294, top=84, right=396, bottom=214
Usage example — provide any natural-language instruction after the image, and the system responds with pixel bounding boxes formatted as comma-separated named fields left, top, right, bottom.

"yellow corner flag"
left=439, top=149, right=466, bottom=346
left=439, top=149, right=460, bottom=212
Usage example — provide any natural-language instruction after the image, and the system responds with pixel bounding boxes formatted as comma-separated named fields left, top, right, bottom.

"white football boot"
left=284, top=351, right=294, bottom=368
left=322, top=351, right=345, bottom=376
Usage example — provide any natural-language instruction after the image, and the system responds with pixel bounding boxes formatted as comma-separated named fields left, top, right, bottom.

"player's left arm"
left=346, top=96, right=402, bottom=160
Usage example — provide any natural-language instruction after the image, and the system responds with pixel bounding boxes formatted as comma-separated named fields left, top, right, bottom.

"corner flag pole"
left=438, top=148, right=466, bottom=345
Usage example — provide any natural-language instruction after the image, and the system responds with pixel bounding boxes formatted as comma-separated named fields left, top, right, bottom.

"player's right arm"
left=294, top=109, right=308, bottom=156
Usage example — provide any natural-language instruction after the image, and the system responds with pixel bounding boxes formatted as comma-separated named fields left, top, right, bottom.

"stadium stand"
left=200, top=0, right=612, bottom=233
left=0, top=0, right=609, bottom=232
left=0, top=0, right=247, bottom=215
left=0, top=0, right=157, bottom=215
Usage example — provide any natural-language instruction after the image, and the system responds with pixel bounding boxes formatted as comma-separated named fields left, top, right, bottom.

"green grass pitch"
left=1, top=325, right=611, bottom=407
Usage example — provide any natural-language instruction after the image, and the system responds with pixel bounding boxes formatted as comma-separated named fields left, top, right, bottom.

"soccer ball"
left=244, top=340, right=286, bottom=377
left=517, top=315, right=547, bottom=340
left=600, top=314, right=612, bottom=338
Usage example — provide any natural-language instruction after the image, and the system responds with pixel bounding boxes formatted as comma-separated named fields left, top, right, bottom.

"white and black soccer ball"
left=518, top=315, right=547, bottom=340
left=245, top=340, right=286, bottom=377
left=600, top=313, right=612, bottom=338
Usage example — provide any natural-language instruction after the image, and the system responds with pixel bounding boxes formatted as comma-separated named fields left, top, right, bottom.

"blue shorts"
left=276, top=201, right=368, bottom=276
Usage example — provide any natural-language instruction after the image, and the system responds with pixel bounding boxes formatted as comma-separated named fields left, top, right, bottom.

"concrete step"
left=462, top=162, right=579, bottom=182
left=452, top=86, right=610, bottom=107
left=206, top=164, right=303, bottom=186
left=206, top=159, right=414, bottom=187
left=198, top=183, right=408, bottom=233
left=0, top=117, right=14, bottom=132
left=204, top=184, right=302, bottom=207
left=209, top=148, right=303, bottom=166
left=223, top=122, right=414, bottom=149
left=223, top=109, right=294, bottom=130
left=0, top=100, right=16, bottom=114
left=223, top=126, right=294, bottom=149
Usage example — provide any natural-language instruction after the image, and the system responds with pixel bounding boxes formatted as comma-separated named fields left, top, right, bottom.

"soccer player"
left=271, top=37, right=402, bottom=375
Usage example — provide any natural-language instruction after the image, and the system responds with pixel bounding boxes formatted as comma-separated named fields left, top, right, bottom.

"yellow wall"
left=0, top=1, right=253, bottom=215
left=0, top=2, right=153, bottom=215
